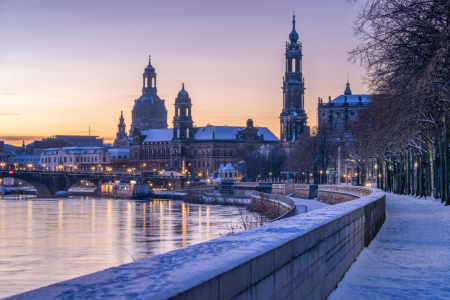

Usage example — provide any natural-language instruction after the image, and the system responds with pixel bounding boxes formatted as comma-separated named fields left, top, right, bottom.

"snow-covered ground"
left=288, top=196, right=330, bottom=212
left=328, top=193, right=450, bottom=300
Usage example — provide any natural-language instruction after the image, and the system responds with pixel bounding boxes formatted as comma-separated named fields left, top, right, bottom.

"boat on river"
left=100, top=181, right=153, bottom=199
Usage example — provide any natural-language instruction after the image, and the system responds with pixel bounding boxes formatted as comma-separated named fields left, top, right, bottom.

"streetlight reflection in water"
left=0, top=196, right=244, bottom=298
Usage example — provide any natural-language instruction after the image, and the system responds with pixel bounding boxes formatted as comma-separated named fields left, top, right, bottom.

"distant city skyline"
left=0, top=0, right=366, bottom=146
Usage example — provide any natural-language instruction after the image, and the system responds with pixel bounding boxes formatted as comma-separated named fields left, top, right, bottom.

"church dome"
left=145, top=64, right=155, bottom=72
left=177, top=83, right=189, bottom=98
left=289, top=30, right=298, bottom=42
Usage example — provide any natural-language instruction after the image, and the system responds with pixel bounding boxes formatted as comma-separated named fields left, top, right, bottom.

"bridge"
left=0, top=171, right=183, bottom=197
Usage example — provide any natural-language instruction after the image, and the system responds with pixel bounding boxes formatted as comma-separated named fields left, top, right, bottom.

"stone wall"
left=11, top=187, right=386, bottom=300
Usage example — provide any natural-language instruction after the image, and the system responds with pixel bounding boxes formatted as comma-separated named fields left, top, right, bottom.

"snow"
left=193, top=126, right=279, bottom=141
left=141, top=129, right=173, bottom=142
left=289, top=196, right=330, bottom=212
left=8, top=188, right=385, bottom=300
left=330, top=94, right=370, bottom=104
left=328, top=193, right=450, bottom=300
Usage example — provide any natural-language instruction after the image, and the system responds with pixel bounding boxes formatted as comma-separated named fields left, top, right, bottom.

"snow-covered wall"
left=8, top=187, right=386, bottom=300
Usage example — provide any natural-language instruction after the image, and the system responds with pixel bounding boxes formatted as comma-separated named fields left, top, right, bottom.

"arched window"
left=134, top=149, right=138, bottom=158
left=64, top=157, right=67, bottom=163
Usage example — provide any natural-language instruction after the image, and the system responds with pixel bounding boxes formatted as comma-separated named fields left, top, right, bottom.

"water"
left=0, top=195, right=245, bottom=298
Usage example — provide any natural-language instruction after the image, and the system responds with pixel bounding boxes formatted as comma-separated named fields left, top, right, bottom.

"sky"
left=0, top=0, right=366, bottom=146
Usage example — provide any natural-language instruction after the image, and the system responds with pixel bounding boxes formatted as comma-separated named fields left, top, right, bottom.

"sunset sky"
left=0, top=0, right=366, bottom=146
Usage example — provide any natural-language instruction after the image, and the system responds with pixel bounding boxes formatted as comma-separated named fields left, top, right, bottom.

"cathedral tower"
left=130, top=56, right=168, bottom=134
left=280, top=15, right=308, bottom=142
left=113, top=111, right=129, bottom=147
left=173, top=83, right=194, bottom=140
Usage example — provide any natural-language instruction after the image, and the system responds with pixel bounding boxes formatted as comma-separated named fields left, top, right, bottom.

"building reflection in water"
left=0, top=196, right=244, bottom=299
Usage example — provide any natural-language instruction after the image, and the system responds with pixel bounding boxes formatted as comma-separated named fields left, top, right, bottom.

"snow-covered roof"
left=108, top=148, right=129, bottom=155
left=194, top=126, right=279, bottom=141
left=330, top=94, right=370, bottom=105
left=142, top=129, right=173, bottom=142
left=10, top=154, right=41, bottom=165
left=222, top=162, right=238, bottom=171
left=139, top=126, right=279, bottom=143
left=43, top=147, right=108, bottom=155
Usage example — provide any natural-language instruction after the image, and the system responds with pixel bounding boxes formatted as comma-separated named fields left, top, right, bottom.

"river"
left=0, top=195, right=246, bottom=298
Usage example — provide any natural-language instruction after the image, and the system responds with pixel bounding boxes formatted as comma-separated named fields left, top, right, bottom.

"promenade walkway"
left=328, top=193, right=450, bottom=300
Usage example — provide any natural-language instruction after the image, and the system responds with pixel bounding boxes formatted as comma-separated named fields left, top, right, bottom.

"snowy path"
left=288, top=196, right=330, bottom=212
left=328, top=193, right=450, bottom=300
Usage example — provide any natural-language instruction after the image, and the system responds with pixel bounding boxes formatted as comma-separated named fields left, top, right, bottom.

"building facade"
left=280, top=15, right=309, bottom=144
left=130, top=56, right=168, bottom=133
left=40, top=147, right=110, bottom=171
left=317, top=81, right=370, bottom=131
left=128, top=86, right=279, bottom=178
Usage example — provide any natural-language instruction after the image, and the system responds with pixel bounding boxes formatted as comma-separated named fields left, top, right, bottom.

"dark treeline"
left=344, top=0, right=450, bottom=204
left=238, top=144, right=287, bottom=182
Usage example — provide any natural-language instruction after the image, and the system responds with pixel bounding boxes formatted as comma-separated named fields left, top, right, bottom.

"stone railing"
left=271, top=183, right=294, bottom=196
left=294, top=183, right=311, bottom=199
left=11, top=187, right=386, bottom=300
left=250, top=191, right=298, bottom=221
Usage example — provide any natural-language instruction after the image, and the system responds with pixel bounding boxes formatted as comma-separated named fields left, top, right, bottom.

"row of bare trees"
left=238, top=144, right=287, bottom=182
left=287, top=0, right=450, bottom=205
left=345, top=0, right=450, bottom=205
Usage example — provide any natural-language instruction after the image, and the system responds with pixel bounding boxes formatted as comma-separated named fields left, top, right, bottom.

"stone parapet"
left=10, top=187, right=386, bottom=300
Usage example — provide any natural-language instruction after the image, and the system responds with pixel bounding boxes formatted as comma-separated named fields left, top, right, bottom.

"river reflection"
left=0, top=195, right=244, bottom=298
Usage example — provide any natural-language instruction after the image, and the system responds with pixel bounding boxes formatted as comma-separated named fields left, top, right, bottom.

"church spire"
left=289, top=14, right=299, bottom=43
left=344, top=80, right=352, bottom=95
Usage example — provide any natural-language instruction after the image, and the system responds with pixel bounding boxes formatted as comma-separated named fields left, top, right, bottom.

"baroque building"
left=280, top=15, right=309, bottom=144
left=128, top=84, right=279, bottom=178
left=130, top=56, right=168, bottom=134
left=317, top=81, right=370, bottom=131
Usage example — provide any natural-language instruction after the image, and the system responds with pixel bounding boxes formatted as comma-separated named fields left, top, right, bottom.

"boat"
left=100, top=181, right=152, bottom=199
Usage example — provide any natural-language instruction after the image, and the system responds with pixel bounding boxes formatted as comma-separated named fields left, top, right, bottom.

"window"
left=225, top=172, right=227, bottom=178
left=124, top=156, right=127, bottom=159
left=230, top=150, right=234, bottom=156
left=54, top=157, right=56, bottom=163
left=95, top=157, right=97, bottom=162
left=70, top=157, right=72, bottom=163
left=64, top=157, right=67, bottom=163
left=175, top=161, right=178, bottom=168
left=76, top=157, right=79, bottom=162
left=202, top=161, right=205, bottom=167
left=87, top=157, right=90, bottom=162
left=84, top=157, right=86, bottom=162
left=103, top=157, right=106, bottom=162
left=207, top=161, right=210, bottom=167
left=194, top=161, right=197, bottom=167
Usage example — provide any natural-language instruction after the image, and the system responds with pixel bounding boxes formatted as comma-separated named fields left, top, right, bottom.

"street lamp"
left=1, top=163, right=5, bottom=170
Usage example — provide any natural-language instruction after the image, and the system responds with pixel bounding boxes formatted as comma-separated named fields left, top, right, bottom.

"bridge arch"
left=0, top=175, right=52, bottom=198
